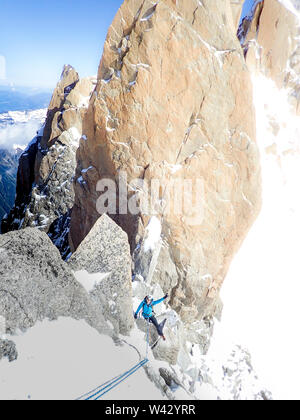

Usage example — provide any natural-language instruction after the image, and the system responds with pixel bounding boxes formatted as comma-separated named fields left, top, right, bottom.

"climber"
left=134, top=294, right=168, bottom=341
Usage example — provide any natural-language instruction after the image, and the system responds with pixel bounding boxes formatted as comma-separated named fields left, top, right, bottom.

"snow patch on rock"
left=74, top=270, right=111, bottom=293
left=143, top=217, right=162, bottom=252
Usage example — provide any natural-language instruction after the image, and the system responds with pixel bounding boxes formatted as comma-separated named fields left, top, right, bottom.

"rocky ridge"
left=1, top=66, right=96, bottom=258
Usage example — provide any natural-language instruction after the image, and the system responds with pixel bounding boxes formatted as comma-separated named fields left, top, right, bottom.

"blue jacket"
left=135, top=297, right=166, bottom=319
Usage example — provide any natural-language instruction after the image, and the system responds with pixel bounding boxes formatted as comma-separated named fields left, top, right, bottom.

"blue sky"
left=0, top=0, right=123, bottom=88
left=241, top=0, right=257, bottom=19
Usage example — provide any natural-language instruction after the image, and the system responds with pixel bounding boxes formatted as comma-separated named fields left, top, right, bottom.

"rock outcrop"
left=0, top=228, right=111, bottom=336
left=70, top=0, right=262, bottom=323
left=69, top=214, right=133, bottom=335
left=238, top=0, right=300, bottom=112
left=2, top=66, right=96, bottom=258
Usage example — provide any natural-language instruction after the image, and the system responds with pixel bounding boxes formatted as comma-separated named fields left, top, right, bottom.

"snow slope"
left=212, top=75, right=300, bottom=400
left=0, top=318, right=166, bottom=401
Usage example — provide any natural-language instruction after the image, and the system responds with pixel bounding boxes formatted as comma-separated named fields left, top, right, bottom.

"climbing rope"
left=79, top=359, right=148, bottom=401
left=146, top=317, right=150, bottom=359
left=93, top=359, right=149, bottom=400
left=76, top=319, right=151, bottom=401
left=75, top=365, right=139, bottom=401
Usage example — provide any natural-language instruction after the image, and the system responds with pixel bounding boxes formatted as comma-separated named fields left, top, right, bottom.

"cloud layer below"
left=0, top=109, right=47, bottom=151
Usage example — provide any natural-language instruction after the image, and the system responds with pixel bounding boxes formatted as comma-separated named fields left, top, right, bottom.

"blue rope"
left=146, top=318, right=150, bottom=359
left=93, top=359, right=149, bottom=400
left=83, top=359, right=148, bottom=401
left=78, top=319, right=152, bottom=401
left=76, top=368, right=130, bottom=401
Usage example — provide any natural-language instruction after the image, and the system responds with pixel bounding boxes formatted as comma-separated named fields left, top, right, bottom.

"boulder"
left=69, top=214, right=133, bottom=335
left=0, top=228, right=110, bottom=336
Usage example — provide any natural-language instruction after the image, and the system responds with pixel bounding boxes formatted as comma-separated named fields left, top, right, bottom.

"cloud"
left=0, top=120, right=43, bottom=151
left=0, top=109, right=47, bottom=152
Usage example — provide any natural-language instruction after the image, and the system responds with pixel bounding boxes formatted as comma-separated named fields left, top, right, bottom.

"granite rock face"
left=0, top=228, right=110, bottom=336
left=69, top=214, right=133, bottom=335
left=70, top=0, right=262, bottom=323
left=1, top=66, right=96, bottom=257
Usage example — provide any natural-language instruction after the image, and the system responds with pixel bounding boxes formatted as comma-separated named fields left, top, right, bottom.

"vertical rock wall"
left=70, top=0, right=262, bottom=322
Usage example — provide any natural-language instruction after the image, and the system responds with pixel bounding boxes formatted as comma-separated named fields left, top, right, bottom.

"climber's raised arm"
left=152, top=293, right=168, bottom=306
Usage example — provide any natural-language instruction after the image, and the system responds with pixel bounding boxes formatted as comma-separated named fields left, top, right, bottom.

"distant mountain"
left=0, top=85, right=51, bottom=114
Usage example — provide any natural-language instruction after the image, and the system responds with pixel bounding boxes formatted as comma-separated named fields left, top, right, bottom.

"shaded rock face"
left=238, top=0, right=300, bottom=112
left=0, top=339, right=18, bottom=363
left=0, top=149, right=22, bottom=228
left=69, top=214, right=133, bottom=335
left=47, top=209, right=72, bottom=260
left=1, top=66, right=96, bottom=257
left=70, top=0, right=261, bottom=323
left=0, top=228, right=110, bottom=336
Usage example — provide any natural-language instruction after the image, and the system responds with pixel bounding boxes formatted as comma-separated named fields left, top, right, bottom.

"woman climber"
left=134, top=294, right=168, bottom=341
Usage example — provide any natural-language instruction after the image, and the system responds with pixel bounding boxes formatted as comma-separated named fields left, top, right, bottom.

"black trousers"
left=148, top=316, right=163, bottom=336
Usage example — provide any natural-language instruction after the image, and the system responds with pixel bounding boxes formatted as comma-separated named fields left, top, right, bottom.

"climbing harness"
left=76, top=319, right=151, bottom=401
